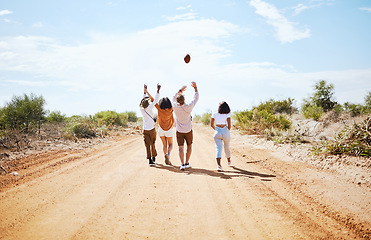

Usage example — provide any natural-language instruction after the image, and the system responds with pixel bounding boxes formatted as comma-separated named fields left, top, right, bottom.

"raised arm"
left=188, top=81, right=199, bottom=108
left=144, top=84, right=154, bottom=102
left=173, top=85, right=187, bottom=104
left=191, top=81, right=198, bottom=92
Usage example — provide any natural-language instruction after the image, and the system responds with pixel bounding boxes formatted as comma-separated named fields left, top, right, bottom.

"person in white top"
left=140, top=84, right=160, bottom=166
left=172, top=81, right=199, bottom=170
left=210, top=101, right=232, bottom=172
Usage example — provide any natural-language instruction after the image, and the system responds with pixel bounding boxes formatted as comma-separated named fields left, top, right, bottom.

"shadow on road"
left=154, top=164, right=276, bottom=180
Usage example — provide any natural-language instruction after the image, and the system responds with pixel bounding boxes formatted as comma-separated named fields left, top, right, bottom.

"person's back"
left=173, top=87, right=199, bottom=133
left=156, top=97, right=174, bottom=131
left=172, top=82, right=199, bottom=170
left=140, top=84, right=160, bottom=166
left=155, top=97, right=174, bottom=165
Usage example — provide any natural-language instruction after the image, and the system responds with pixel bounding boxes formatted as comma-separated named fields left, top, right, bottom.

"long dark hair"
left=159, top=97, right=172, bottom=109
left=218, top=101, right=230, bottom=114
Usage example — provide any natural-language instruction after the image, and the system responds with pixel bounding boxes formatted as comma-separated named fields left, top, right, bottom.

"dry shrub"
left=313, top=116, right=371, bottom=157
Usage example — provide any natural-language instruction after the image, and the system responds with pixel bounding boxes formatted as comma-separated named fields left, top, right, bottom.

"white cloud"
left=0, top=18, right=239, bottom=92
left=250, top=0, right=311, bottom=43
left=292, top=0, right=335, bottom=15
left=360, top=7, right=371, bottom=12
left=0, top=10, right=13, bottom=16
left=292, top=4, right=309, bottom=15
left=176, top=5, right=192, bottom=11
left=0, top=11, right=370, bottom=116
left=166, top=12, right=198, bottom=21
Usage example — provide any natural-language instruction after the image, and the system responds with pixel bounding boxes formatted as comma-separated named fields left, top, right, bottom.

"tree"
left=365, top=91, right=371, bottom=109
left=126, top=111, right=138, bottom=122
left=311, top=80, right=337, bottom=112
left=2, top=93, right=46, bottom=131
left=47, top=110, right=66, bottom=123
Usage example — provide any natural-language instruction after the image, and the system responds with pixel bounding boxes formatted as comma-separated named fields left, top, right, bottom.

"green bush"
left=64, top=115, right=97, bottom=139
left=200, top=113, right=212, bottom=126
left=47, top=111, right=66, bottom=123
left=193, top=114, right=201, bottom=122
left=333, top=104, right=344, bottom=114
left=126, top=111, right=138, bottom=122
left=343, top=102, right=364, bottom=117
left=302, top=104, right=324, bottom=120
left=311, top=80, right=337, bottom=112
left=365, top=91, right=371, bottom=109
left=312, top=116, right=371, bottom=157
left=235, top=108, right=291, bottom=135
left=301, top=80, right=337, bottom=119
left=94, top=110, right=127, bottom=127
left=0, top=108, right=5, bottom=130
left=256, top=98, right=297, bottom=115
left=0, top=93, right=46, bottom=131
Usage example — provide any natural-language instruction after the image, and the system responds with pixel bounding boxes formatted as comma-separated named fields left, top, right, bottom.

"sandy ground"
left=0, top=124, right=370, bottom=239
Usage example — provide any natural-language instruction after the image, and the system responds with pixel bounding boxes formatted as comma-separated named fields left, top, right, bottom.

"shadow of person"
left=228, top=166, right=276, bottom=180
left=154, top=163, right=232, bottom=179
left=154, top=164, right=276, bottom=181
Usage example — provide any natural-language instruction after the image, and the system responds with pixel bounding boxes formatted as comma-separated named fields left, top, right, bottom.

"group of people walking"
left=139, top=82, right=232, bottom=172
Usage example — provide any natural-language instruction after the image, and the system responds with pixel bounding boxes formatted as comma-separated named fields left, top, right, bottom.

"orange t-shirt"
left=155, top=104, right=174, bottom=131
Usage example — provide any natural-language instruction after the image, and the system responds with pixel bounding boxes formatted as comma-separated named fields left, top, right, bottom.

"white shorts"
left=158, top=126, right=174, bottom=138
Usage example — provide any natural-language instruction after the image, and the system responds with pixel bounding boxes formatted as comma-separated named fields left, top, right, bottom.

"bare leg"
left=167, top=137, right=173, bottom=156
left=178, top=146, right=185, bottom=165
left=216, top=158, right=221, bottom=167
left=185, top=144, right=192, bottom=164
left=160, top=136, right=168, bottom=156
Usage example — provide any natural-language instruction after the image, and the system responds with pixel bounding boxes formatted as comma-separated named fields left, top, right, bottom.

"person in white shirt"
left=210, top=101, right=232, bottom=172
left=172, top=81, right=199, bottom=170
left=140, top=84, right=160, bottom=166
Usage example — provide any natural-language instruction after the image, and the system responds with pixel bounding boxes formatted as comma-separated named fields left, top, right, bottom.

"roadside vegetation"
left=196, top=80, right=370, bottom=158
left=1, top=79, right=370, bottom=159
left=312, top=116, right=370, bottom=157
left=0, top=93, right=139, bottom=152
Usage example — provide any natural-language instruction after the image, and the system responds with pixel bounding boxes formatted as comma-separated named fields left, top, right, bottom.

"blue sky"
left=1, top=0, right=370, bottom=116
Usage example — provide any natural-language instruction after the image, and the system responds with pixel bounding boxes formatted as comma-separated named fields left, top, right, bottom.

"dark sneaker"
left=180, top=164, right=185, bottom=170
left=149, top=158, right=156, bottom=166
left=152, top=157, right=156, bottom=163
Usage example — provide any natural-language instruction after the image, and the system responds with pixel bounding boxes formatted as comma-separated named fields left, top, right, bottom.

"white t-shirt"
left=140, top=93, right=159, bottom=131
left=211, top=112, right=231, bottom=125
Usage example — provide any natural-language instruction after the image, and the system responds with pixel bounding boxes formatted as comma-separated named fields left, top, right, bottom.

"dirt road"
left=0, top=125, right=370, bottom=239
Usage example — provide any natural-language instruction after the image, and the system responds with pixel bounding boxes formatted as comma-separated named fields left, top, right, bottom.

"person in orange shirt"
left=155, top=97, right=175, bottom=165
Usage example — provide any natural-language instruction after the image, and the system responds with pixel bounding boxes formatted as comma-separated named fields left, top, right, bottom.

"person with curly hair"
left=211, top=101, right=232, bottom=172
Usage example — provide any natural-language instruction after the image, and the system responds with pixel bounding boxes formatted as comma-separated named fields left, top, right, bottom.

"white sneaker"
left=185, top=163, right=191, bottom=169
left=180, top=164, right=186, bottom=170
left=217, top=165, right=223, bottom=172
